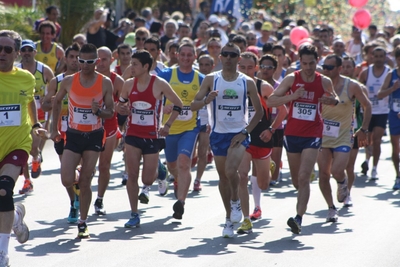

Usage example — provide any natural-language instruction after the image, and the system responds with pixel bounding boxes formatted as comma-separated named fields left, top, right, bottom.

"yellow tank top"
left=162, top=68, right=200, bottom=135
left=0, top=67, right=35, bottom=161
left=55, top=73, right=69, bottom=132
left=35, top=41, right=58, bottom=72
left=322, top=78, right=354, bottom=148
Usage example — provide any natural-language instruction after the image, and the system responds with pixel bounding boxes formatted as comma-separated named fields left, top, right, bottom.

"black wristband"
left=360, top=128, right=369, bottom=134
left=32, top=122, right=43, bottom=129
left=173, top=105, right=182, bottom=113
left=95, top=109, right=102, bottom=116
left=119, top=96, right=128, bottom=103
left=165, top=123, right=171, bottom=128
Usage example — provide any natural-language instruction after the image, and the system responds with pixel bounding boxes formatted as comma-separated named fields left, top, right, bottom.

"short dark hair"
left=80, top=43, right=98, bottom=57
left=222, top=42, right=240, bottom=55
left=299, top=45, right=318, bottom=60
left=38, top=20, right=56, bottom=34
left=117, top=43, right=132, bottom=54
left=262, top=42, right=273, bottom=54
left=369, top=24, right=377, bottom=31
left=260, top=54, right=278, bottom=69
left=178, top=42, right=196, bottom=54
left=232, top=35, right=247, bottom=47
left=45, top=5, right=58, bottom=15
left=373, top=46, right=387, bottom=56
left=169, top=42, right=179, bottom=51
left=134, top=17, right=146, bottom=24
left=131, top=50, right=153, bottom=72
left=253, top=20, right=263, bottom=31
left=65, top=42, right=80, bottom=57
left=178, top=23, right=191, bottom=31
left=199, top=54, right=214, bottom=65
left=144, top=36, right=161, bottom=50
left=240, top=52, right=258, bottom=65
left=325, top=54, right=342, bottom=67
left=199, top=1, right=210, bottom=11
left=0, top=30, right=22, bottom=51
left=272, top=45, right=285, bottom=55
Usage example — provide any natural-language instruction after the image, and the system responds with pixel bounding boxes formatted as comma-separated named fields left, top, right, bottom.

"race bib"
left=131, top=109, right=154, bottom=126
left=72, top=107, right=97, bottom=125
left=177, top=106, right=193, bottom=121
left=292, top=102, right=317, bottom=121
left=61, top=115, right=68, bottom=132
left=0, top=104, right=21, bottom=127
left=392, top=99, right=400, bottom=112
left=217, top=105, right=242, bottom=122
left=34, top=95, right=41, bottom=109
left=271, top=107, right=277, bottom=114
left=323, top=119, right=340, bottom=138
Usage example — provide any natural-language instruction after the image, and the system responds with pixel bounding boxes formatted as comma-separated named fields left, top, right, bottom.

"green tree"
left=0, top=5, right=41, bottom=40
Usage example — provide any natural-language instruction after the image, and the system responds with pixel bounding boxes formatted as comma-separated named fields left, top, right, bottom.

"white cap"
left=208, top=14, right=220, bottom=25
left=220, top=18, right=229, bottom=27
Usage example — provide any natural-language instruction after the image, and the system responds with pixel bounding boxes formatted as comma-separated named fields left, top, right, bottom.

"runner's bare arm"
left=377, top=71, right=399, bottom=99
left=246, top=78, right=263, bottom=133
left=191, top=75, right=216, bottom=111
left=97, top=78, right=115, bottom=119
left=267, top=74, right=297, bottom=107
left=51, top=76, right=70, bottom=134
left=115, top=79, right=133, bottom=116
left=42, top=77, right=57, bottom=111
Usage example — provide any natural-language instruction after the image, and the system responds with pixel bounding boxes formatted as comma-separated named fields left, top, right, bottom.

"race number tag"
left=61, top=115, right=68, bottom=132
left=34, top=95, right=41, bottom=109
left=177, top=106, right=193, bottom=121
left=292, top=102, right=317, bottom=121
left=217, top=105, right=241, bottom=122
left=131, top=109, right=154, bottom=125
left=271, top=107, right=277, bottom=114
left=323, top=119, right=340, bottom=138
left=0, top=104, right=21, bottom=127
left=72, top=107, right=97, bottom=125
left=392, top=99, right=400, bottom=112
left=248, top=105, right=255, bottom=120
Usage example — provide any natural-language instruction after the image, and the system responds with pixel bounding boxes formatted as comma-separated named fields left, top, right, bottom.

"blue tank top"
left=389, top=70, right=400, bottom=113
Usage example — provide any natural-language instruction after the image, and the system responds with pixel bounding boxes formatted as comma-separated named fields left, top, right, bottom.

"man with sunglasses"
left=158, top=43, right=204, bottom=220
left=51, top=43, right=115, bottom=239
left=16, top=40, right=54, bottom=192
left=42, top=42, right=81, bottom=224
left=191, top=43, right=263, bottom=238
left=267, top=45, right=338, bottom=234
left=0, top=30, right=46, bottom=267
left=318, top=54, right=371, bottom=223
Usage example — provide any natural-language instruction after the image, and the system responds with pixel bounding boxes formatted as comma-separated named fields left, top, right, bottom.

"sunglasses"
left=260, top=65, right=275, bottom=70
left=0, top=45, right=13, bottom=54
left=78, top=58, right=98, bottom=64
left=322, top=64, right=336, bottom=70
left=21, top=47, right=34, bottom=53
left=221, top=51, right=239, bottom=58
left=136, top=37, right=146, bottom=41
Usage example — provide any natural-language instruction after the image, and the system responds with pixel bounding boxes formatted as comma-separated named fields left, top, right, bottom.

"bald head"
left=98, top=46, right=112, bottom=58
left=96, top=46, right=113, bottom=74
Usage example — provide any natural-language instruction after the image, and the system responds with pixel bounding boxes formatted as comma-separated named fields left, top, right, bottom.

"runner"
left=51, top=43, right=115, bottom=239
left=116, top=50, right=183, bottom=228
left=267, top=45, right=338, bottom=234
left=191, top=43, right=263, bottom=238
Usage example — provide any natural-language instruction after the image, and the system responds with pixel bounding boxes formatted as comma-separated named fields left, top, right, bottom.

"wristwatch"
left=268, top=127, right=276, bottom=134
left=241, top=128, right=249, bottom=136
left=95, top=109, right=102, bottom=116
left=360, top=128, right=369, bottom=134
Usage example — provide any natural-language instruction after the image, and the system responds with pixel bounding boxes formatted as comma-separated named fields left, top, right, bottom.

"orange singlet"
left=68, top=72, right=104, bottom=132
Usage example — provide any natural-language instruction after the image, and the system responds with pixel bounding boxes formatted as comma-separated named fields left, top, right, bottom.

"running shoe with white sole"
left=222, top=220, right=234, bottom=238
left=139, top=185, right=150, bottom=204
left=237, top=218, right=253, bottom=234
left=326, top=207, right=338, bottom=223
left=230, top=200, right=242, bottom=223
left=13, top=203, right=29, bottom=244
left=337, top=177, right=349, bottom=203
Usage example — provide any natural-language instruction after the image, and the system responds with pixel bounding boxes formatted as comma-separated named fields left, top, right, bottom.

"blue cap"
left=21, top=40, right=36, bottom=50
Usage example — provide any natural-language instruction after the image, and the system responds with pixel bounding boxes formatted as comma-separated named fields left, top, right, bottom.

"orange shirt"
left=68, top=72, right=103, bottom=132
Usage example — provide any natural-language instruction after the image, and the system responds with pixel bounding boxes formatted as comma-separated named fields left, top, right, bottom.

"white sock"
left=0, top=233, right=10, bottom=255
left=250, top=175, right=261, bottom=207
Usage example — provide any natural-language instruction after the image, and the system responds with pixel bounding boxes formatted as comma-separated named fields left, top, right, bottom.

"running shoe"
left=157, top=161, right=169, bottom=196
left=158, top=179, right=169, bottom=196
left=287, top=217, right=301, bottom=234
left=67, top=206, right=79, bottom=224
left=77, top=222, right=90, bottom=239
left=337, top=177, right=349, bottom=203
left=121, top=172, right=128, bottom=185
left=31, top=158, right=41, bottom=178
left=13, top=203, right=29, bottom=244
left=193, top=179, right=202, bottom=191
left=371, top=169, right=378, bottom=180
left=326, top=207, right=338, bottom=223
left=73, top=183, right=80, bottom=209
left=139, top=185, right=150, bottom=204
left=237, top=218, right=253, bottom=234
left=250, top=206, right=262, bottom=221
left=270, top=160, right=276, bottom=176
left=0, top=251, right=9, bottom=267
left=124, top=212, right=140, bottom=228
left=361, top=161, right=369, bottom=176
left=172, top=200, right=184, bottom=219
left=222, top=220, right=234, bottom=238
left=94, top=199, right=106, bottom=215
left=343, top=195, right=353, bottom=207
left=230, top=200, right=242, bottom=223
left=393, top=178, right=400, bottom=190
left=19, top=179, right=33, bottom=194
left=168, top=174, right=175, bottom=183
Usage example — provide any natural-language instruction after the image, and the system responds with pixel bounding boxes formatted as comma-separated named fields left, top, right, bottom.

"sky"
left=387, top=0, right=400, bottom=11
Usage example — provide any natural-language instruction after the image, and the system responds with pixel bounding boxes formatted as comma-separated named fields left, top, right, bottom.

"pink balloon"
left=352, top=9, right=371, bottom=30
left=349, top=0, right=368, bottom=8
left=290, top=26, right=310, bottom=47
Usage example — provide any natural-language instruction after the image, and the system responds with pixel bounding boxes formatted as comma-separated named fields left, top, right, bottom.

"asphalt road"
left=8, top=135, right=400, bottom=267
